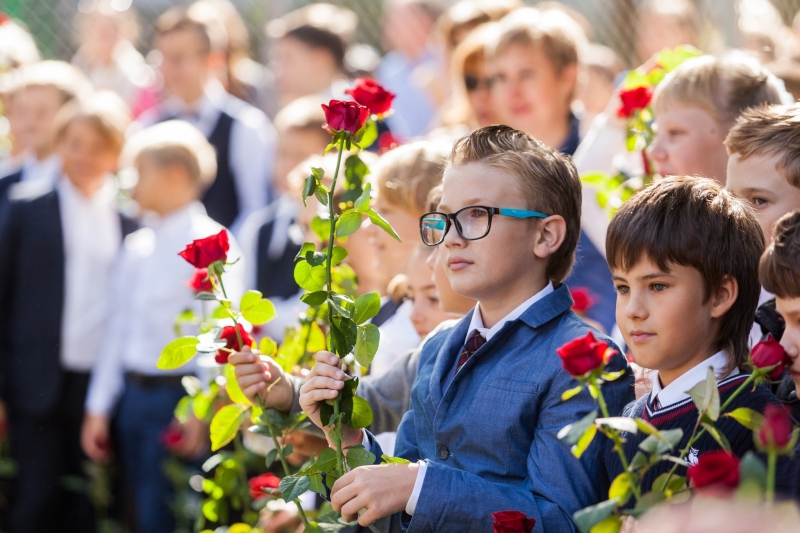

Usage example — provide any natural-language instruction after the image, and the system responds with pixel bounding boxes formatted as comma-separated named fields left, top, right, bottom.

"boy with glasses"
left=297, top=125, right=634, bottom=532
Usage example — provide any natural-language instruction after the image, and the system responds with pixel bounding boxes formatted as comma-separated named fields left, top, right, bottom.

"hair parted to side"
left=653, top=53, right=785, bottom=131
left=607, top=176, right=765, bottom=369
left=760, top=210, right=800, bottom=299
left=447, top=124, right=582, bottom=284
left=155, top=4, right=228, bottom=54
left=725, top=104, right=800, bottom=190
left=374, top=140, right=449, bottom=218
left=53, top=91, right=131, bottom=155
left=122, top=120, right=217, bottom=190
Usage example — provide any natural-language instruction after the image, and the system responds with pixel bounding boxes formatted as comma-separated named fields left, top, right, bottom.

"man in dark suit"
left=0, top=94, right=134, bottom=533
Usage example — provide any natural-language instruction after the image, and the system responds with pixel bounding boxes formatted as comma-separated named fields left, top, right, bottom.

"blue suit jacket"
left=368, top=284, right=634, bottom=533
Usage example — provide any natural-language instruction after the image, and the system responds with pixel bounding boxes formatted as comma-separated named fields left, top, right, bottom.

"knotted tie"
left=456, top=331, right=486, bottom=373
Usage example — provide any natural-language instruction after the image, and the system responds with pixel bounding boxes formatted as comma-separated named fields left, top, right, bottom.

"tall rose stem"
left=766, top=451, right=777, bottom=503
left=595, top=381, right=641, bottom=501
left=215, top=268, right=245, bottom=351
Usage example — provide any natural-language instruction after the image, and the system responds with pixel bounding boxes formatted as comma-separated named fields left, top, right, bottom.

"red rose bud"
left=215, top=324, right=254, bottom=364
left=751, top=334, right=788, bottom=380
left=160, top=426, right=183, bottom=450
left=345, top=78, right=395, bottom=116
left=757, top=404, right=794, bottom=450
left=249, top=473, right=281, bottom=499
left=188, top=268, right=213, bottom=293
left=491, top=510, right=536, bottom=533
left=322, top=100, right=369, bottom=135
left=687, top=450, right=740, bottom=489
left=178, top=229, right=229, bottom=269
left=616, top=86, right=653, bottom=118
left=569, top=287, right=595, bottom=313
left=556, top=332, right=611, bottom=377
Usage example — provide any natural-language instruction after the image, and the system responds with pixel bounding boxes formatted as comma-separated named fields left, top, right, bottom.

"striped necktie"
left=456, top=331, right=486, bottom=373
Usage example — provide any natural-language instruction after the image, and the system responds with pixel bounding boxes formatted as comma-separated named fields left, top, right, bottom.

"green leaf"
left=316, top=447, right=338, bottom=474
left=353, top=292, right=381, bottom=325
left=311, top=216, right=332, bottom=243
left=195, top=291, right=218, bottom=301
left=210, top=404, right=248, bottom=451
left=202, top=500, right=219, bottom=522
left=336, top=210, right=363, bottom=238
left=589, top=515, right=622, bottom=533
left=558, top=410, right=598, bottom=446
left=294, top=261, right=327, bottom=292
left=652, top=473, right=686, bottom=495
left=656, top=45, right=702, bottom=72
left=302, top=174, right=317, bottom=207
left=329, top=245, right=348, bottom=266
left=345, top=445, right=376, bottom=469
left=259, top=336, right=277, bottom=356
left=328, top=316, right=357, bottom=357
left=224, top=363, right=250, bottom=406
left=354, top=324, right=380, bottom=368
left=265, top=448, right=278, bottom=467
left=301, top=291, right=328, bottom=307
left=725, top=407, right=765, bottom=430
left=580, top=172, right=610, bottom=188
left=381, top=454, right=411, bottom=465
left=596, top=190, right=609, bottom=209
left=688, top=367, right=720, bottom=422
left=315, top=185, right=330, bottom=206
left=349, top=396, right=374, bottom=429
left=701, top=423, right=731, bottom=452
left=573, top=499, right=619, bottom=533
left=738, top=451, right=767, bottom=489
left=308, top=473, right=326, bottom=496
left=561, top=384, right=584, bottom=401
left=240, top=290, right=277, bottom=325
left=279, top=475, right=311, bottom=502
left=174, top=395, right=192, bottom=423
left=355, top=120, right=378, bottom=149
left=344, top=153, right=370, bottom=186
left=639, top=428, right=683, bottom=455
left=573, top=424, right=598, bottom=458
left=630, top=451, right=647, bottom=471
left=328, top=294, right=354, bottom=319
left=296, top=242, right=316, bottom=262
left=354, top=183, right=372, bottom=213
left=365, top=208, right=400, bottom=241
left=306, top=251, right=327, bottom=267
left=634, top=418, right=659, bottom=435
left=595, top=417, right=638, bottom=434
left=193, top=388, right=216, bottom=420
left=601, top=370, right=627, bottom=383
left=157, top=337, right=199, bottom=370
left=608, top=473, right=631, bottom=505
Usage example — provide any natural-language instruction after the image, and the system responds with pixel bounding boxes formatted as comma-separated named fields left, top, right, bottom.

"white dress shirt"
left=649, top=350, right=738, bottom=410
left=20, top=152, right=61, bottom=184
left=59, top=176, right=122, bottom=371
left=403, top=282, right=555, bottom=515
left=85, top=202, right=245, bottom=416
left=139, top=79, right=277, bottom=234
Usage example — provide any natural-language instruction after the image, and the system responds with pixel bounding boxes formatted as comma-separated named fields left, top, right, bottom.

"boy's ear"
left=533, top=215, right=566, bottom=259
left=709, top=275, right=738, bottom=319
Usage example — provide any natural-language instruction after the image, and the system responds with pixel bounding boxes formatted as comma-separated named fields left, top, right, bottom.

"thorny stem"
left=595, top=380, right=642, bottom=501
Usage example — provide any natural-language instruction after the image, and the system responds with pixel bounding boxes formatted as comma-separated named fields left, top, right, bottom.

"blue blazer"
left=368, top=284, right=634, bottom=533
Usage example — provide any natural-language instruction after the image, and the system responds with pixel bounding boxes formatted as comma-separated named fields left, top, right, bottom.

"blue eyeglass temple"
left=421, top=208, right=548, bottom=231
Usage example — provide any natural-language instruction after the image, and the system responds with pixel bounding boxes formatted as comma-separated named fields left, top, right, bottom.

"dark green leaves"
left=319, top=377, right=372, bottom=429
left=344, top=445, right=376, bottom=469
left=302, top=167, right=328, bottom=207
left=328, top=315, right=357, bottom=358
left=301, top=291, right=328, bottom=306
left=573, top=498, right=619, bottom=533
left=279, top=475, right=311, bottom=502
left=353, top=292, right=381, bottom=325
left=638, top=428, right=683, bottom=455
left=349, top=396, right=374, bottom=429
left=687, top=368, right=720, bottom=422
left=557, top=410, right=598, bottom=458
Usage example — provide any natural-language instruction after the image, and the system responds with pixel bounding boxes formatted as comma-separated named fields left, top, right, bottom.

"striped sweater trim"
left=642, top=373, right=750, bottom=425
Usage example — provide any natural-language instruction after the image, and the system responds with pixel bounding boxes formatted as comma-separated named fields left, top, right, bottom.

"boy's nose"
left=647, top=135, right=666, bottom=163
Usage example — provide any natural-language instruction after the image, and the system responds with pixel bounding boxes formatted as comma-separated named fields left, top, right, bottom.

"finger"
left=307, top=362, right=346, bottom=380
left=341, top=495, right=372, bottom=524
left=301, top=375, right=344, bottom=394
left=241, top=382, right=267, bottom=400
left=237, top=373, right=269, bottom=390
left=330, top=470, right=356, bottom=499
left=358, top=505, right=385, bottom=527
left=298, top=388, right=338, bottom=408
left=228, top=347, right=254, bottom=365
left=233, top=362, right=268, bottom=378
left=315, top=351, right=341, bottom=367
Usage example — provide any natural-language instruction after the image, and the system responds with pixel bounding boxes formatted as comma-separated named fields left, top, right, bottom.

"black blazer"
left=0, top=189, right=136, bottom=415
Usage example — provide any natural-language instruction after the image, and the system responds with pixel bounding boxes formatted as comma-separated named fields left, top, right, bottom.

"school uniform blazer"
left=370, top=284, right=634, bottom=533
left=0, top=189, right=136, bottom=415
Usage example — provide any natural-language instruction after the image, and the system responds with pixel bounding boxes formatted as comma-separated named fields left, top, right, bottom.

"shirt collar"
left=162, top=80, right=224, bottom=122
left=58, top=174, right=118, bottom=207
left=465, top=282, right=554, bottom=344
left=650, top=350, right=739, bottom=408
left=140, top=201, right=205, bottom=233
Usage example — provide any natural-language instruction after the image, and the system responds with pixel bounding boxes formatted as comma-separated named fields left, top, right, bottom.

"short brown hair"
left=607, top=176, right=765, bottom=369
left=154, top=4, right=228, bottom=54
left=375, top=141, right=449, bottom=218
left=447, top=124, right=581, bottom=283
left=760, top=210, right=800, bottom=299
left=437, top=0, right=521, bottom=51
left=122, top=120, right=217, bottom=189
left=724, top=104, right=800, bottom=190
left=54, top=91, right=131, bottom=154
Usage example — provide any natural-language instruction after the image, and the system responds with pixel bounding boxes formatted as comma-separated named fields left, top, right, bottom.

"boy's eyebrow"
left=738, top=186, right=775, bottom=196
left=437, top=199, right=487, bottom=212
left=611, top=272, right=675, bottom=282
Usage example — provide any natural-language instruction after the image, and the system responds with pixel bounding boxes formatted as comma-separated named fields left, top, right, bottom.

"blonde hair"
left=273, top=96, right=328, bottom=134
left=374, top=141, right=449, bottom=218
left=653, top=53, right=785, bottom=131
left=122, top=120, right=217, bottom=189
left=53, top=91, right=131, bottom=154
left=437, top=0, right=521, bottom=51
left=154, top=4, right=228, bottom=54
left=490, top=7, right=586, bottom=74
left=9, top=60, right=92, bottom=104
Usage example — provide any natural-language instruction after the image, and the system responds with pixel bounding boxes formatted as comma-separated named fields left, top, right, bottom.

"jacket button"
left=437, top=446, right=450, bottom=460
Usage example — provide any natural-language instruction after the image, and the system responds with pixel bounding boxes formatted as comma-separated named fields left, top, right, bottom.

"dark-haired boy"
left=603, top=176, right=786, bottom=494
left=298, top=125, right=634, bottom=531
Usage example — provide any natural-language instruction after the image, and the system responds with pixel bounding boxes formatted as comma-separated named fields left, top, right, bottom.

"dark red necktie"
left=456, top=331, right=486, bottom=373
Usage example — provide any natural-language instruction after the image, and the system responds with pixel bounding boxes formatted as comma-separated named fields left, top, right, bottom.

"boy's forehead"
left=440, top=163, right=517, bottom=208
left=776, top=296, right=800, bottom=317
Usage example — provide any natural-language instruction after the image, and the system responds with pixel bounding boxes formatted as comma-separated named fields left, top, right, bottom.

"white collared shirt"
left=20, top=151, right=61, bottom=184
left=59, top=175, right=122, bottom=371
left=403, top=282, right=555, bottom=516
left=141, top=80, right=276, bottom=234
left=649, top=350, right=739, bottom=409
left=86, top=202, right=245, bottom=415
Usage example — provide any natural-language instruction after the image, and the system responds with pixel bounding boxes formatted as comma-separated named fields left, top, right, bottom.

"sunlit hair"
left=437, top=0, right=521, bottom=52
left=607, top=176, right=765, bottom=370
left=447, top=124, right=581, bottom=283
left=374, top=141, right=449, bottom=218
left=760, top=210, right=800, bottom=299
left=8, top=60, right=92, bottom=105
left=53, top=91, right=131, bottom=155
left=122, top=120, right=217, bottom=190
left=725, top=103, right=800, bottom=190
left=154, top=4, right=228, bottom=54
left=273, top=96, right=328, bottom=135
left=653, top=53, right=785, bottom=131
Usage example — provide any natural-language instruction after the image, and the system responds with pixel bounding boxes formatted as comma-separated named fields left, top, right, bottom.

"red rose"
left=569, top=287, right=595, bottom=313
left=757, top=404, right=794, bottom=450
left=617, top=86, right=653, bottom=118
left=188, top=268, right=213, bottom=293
left=215, top=324, right=254, bottom=364
left=345, top=78, right=395, bottom=116
left=249, top=473, right=281, bottom=499
left=160, top=425, right=183, bottom=450
left=751, top=334, right=788, bottom=380
left=322, top=100, right=369, bottom=135
left=491, top=511, right=536, bottom=533
left=687, top=450, right=740, bottom=489
left=178, top=229, right=229, bottom=269
left=556, top=332, right=611, bottom=377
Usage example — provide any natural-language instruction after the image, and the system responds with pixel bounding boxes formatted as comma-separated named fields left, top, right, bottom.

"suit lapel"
left=427, top=312, right=472, bottom=409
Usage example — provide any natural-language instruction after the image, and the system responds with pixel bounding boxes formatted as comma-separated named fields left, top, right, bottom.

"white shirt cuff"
left=405, top=460, right=426, bottom=516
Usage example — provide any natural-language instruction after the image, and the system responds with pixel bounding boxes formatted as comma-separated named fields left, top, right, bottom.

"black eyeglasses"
left=464, top=75, right=493, bottom=92
left=419, top=205, right=548, bottom=246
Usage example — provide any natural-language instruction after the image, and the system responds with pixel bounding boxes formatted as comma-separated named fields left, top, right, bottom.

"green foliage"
left=157, top=337, right=200, bottom=370
left=354, top=324, right=380, bottom=368
left=210, top=404, right=248, bottom=451
left=573, top=499, right=619, bottom=533
left=240, top=290, right=276, bottom=325
left=344, top=445, right=376, bottom=469
left=353, top=292, right=381, bottom=325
